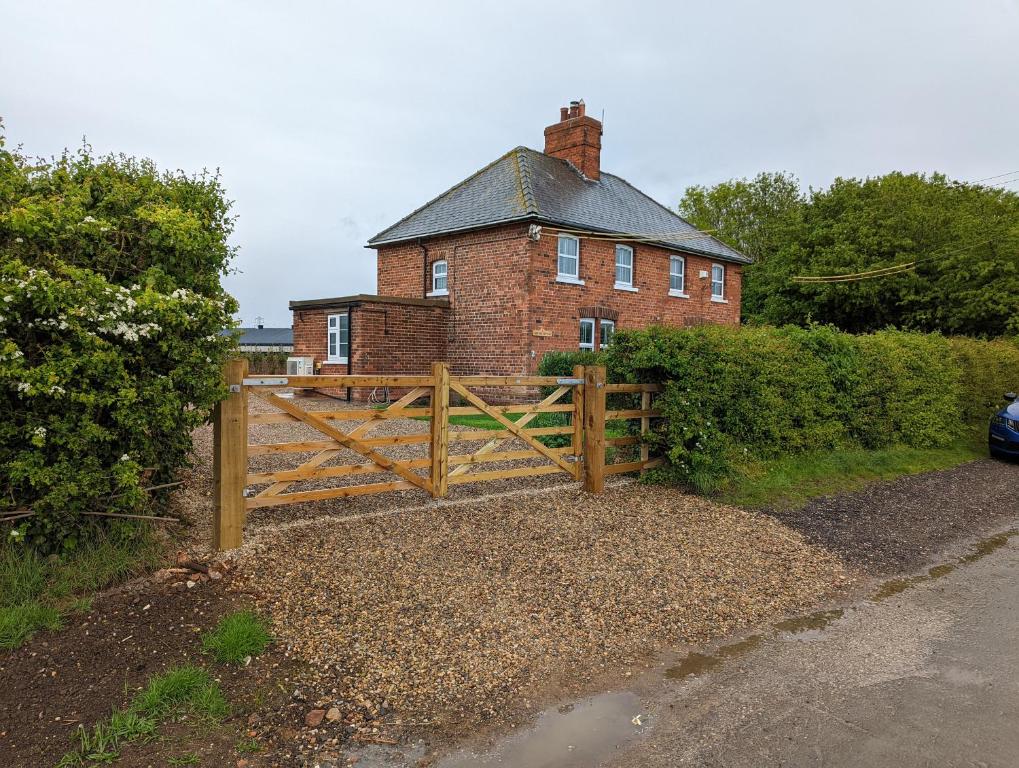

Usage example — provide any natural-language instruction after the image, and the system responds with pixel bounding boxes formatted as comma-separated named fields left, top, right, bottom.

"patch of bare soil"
left=0, top=570, right=309, bottom=768
left=761, top=458, right=1019, bottom=575
left=235, top=484, right=852, bottom=749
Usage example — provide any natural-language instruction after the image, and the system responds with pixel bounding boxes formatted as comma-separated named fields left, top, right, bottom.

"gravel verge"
left=761, top=458, right=1019, bottom=575
left=234, top=484, right=851, bottom=742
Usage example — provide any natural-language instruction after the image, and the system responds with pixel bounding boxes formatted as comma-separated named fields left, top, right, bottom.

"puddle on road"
left=773, top=608, right=845, bottom=640
left=665, top=634, right=763, bottom=680
left=436, top=691, right=645, bottom=768
left=871, top=529, right=1018, bottom=602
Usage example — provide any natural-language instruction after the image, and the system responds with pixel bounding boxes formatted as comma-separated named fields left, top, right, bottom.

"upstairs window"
left=557, top=234, right=581, bottom=282
left=327, top=313, right=349, bottom=363
left=600, top=319, right=615, bottom=347
left=430, top=260, right=448, bottom=296
left=669, top=255, right=686, bottom=295
left=614, top=245, right=633, bottom=288
left=711, top=263, right=725, bottom=300
left=579, top=318, right=595, bottom=350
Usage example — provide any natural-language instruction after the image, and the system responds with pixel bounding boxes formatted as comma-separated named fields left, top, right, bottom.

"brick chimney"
left=543, top=100, right=603, bottom=180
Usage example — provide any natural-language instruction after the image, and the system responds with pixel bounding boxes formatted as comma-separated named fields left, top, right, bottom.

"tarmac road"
left=610, top=524, right=1019, bottom=768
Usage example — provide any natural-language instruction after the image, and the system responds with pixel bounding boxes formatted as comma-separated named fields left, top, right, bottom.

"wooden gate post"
left=572, top=365, right=585, bottom=466
left=213, top=357, right=248, bottom=550
left=582, top=365, right=606, bottom=493
left=430, top=361, right=450, bottom=498
left=640, top=390, right=651, bottom=475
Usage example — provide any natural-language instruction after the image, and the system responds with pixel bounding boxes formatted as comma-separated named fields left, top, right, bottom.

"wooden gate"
left=212, top=360, right=662, bottom=549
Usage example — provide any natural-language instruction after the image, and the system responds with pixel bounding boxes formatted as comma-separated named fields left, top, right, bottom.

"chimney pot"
left=560, top=106, right=569, bottom=121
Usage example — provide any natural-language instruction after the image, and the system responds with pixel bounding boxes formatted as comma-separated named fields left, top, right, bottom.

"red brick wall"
left=376, top=242, right=424, bottom=298
left=372, top=225, right=742, bottom=378
left=377, top=224, right=532, bottom=378
left=524, top=230, right=741, bottom=369
left=291, top=301, right=449, bottom=400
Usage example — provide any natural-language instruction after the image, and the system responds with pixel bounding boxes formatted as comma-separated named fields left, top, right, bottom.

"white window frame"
left=579, top=318, right=595, bottom=350
left=614, top=245, right=637, bottom=291
left=327, top=312, right=349, bottom=363
left=600, top=319, right=615, bottom=348
left=428, top=259, right=448, bottom=297
left=711, top=263, right=727, bottom=302
left=557, top=233, right=584, bottom=285
left=669, top=255, right=688, bottom=297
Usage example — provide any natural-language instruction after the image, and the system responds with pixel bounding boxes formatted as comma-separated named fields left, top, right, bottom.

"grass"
left=58, top=666, right=228, bottom=766
left=0, top=527, right=164, bottom=651
left=236, top=737, right=263, bottom=754
left=412, top=411, right=528, bottom=430
left=720, top=438, right=986, bottom=509
left=202, top=610, right=272, bottom=664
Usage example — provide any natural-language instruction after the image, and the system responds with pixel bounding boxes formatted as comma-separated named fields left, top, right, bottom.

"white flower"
left=2, top=296, right=12, bottom=303
left=120, top=454, right=131, bottom=462
left=14, top=237, right=23, bottom=243
left=16, top=382, right=30, bottom=393
left=33, top=427, right=46, bottom=438
left=81, top=215, right=97, bottom=224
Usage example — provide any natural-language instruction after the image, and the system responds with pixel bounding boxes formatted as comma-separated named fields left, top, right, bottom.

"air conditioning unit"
left=286, top=356, right=315, bottom=376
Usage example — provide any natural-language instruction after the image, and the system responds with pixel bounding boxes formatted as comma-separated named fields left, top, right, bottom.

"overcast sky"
left=3, top=0, right=1018, bottom=326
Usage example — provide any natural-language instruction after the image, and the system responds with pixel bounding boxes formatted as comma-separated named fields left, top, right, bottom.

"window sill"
left=556, top=275, right=585, bottom=286
left=325, top=358, right=349, bottom=365
left=668, top=289, right=689, bottom=298
left=426, top=289, right=449, bottom=298
left=614, top=282, right=638, bottom=292
left=710, top=296, right=728, bottom=304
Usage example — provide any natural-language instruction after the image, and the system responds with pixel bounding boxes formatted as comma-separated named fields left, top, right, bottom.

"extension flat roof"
left=289, top=294, right=450, bottom=311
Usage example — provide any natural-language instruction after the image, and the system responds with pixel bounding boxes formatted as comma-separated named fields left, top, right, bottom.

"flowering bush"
left=1, top=132, right=237, bottom=548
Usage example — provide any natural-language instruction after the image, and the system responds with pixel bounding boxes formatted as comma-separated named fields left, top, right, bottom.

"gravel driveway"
left=233, top=484, right=849, bottom=744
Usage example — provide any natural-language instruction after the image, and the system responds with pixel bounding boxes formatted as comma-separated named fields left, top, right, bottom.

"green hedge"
left=540, top=325, right=1018, bottom=492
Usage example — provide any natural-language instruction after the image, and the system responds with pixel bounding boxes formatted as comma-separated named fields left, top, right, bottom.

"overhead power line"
left=969, top=169, right=1019, bottom=184
left=791, top=239, right=995, bottom=284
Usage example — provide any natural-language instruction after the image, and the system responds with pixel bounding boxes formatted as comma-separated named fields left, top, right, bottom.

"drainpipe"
left=346, top=307, right=353, bottom=402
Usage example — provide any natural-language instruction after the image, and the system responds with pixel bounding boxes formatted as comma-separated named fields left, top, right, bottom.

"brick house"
left=290, top=101, right=750, bottom=396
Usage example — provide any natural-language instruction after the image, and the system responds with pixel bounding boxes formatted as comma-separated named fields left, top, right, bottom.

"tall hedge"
left=1, top=134, right=237, bottom=548
left=540, top=325, right=1018, bottom=492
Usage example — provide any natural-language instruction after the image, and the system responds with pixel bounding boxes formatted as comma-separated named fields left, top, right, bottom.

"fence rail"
left=212, top=360, right=665, bottom=549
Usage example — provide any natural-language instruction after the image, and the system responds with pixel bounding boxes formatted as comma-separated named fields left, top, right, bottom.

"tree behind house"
left=679, top=171, right=1019, bottom=337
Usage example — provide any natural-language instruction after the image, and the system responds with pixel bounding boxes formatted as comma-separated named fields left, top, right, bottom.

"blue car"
left=989, top=392, right=1019, bottom=460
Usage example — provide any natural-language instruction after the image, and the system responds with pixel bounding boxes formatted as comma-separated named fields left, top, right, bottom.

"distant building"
left=223, top=325, right=294, bottom=352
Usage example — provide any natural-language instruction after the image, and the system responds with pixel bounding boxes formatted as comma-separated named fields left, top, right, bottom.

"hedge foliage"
left=1, top=134, right=237, bottom=548
left=540, top=325, right=1018, bottom=492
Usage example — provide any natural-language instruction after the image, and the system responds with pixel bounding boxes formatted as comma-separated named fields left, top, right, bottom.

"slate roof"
left=221, top=327, right=293, bottom=346
left=367, top=147, right=751, bottom=264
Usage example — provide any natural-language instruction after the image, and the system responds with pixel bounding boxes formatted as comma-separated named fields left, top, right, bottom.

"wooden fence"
left=212, top=360, right=663, bottom=549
